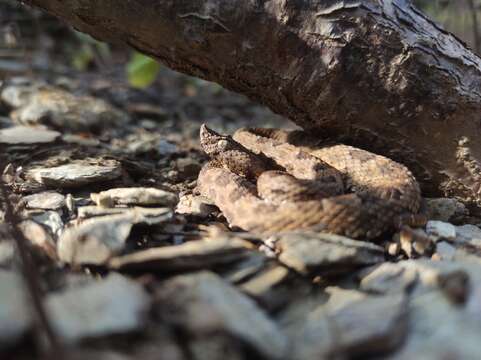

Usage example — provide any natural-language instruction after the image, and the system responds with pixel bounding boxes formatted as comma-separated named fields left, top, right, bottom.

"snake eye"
left=217, top=139, right=229, bottom=150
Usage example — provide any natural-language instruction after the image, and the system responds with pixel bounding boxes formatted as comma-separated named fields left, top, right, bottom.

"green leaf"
left=126, top=52, right=161, bottom=88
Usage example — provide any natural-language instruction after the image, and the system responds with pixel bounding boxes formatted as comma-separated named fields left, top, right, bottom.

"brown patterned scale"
left=196, top=125, right=421, bottom=240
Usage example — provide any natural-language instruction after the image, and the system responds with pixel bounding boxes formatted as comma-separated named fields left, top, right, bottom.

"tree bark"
left=19, top=0, right=481, bottom=209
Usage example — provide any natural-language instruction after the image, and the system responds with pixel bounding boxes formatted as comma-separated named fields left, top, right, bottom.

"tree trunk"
left=19, top=0, right=481, bottom=209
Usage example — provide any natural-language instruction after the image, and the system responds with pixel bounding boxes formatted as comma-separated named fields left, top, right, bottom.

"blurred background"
left=415, top=0, right=481, bottom=52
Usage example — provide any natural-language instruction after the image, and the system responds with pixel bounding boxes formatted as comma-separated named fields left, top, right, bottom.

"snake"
left=196, top=124, right=421, bottom=240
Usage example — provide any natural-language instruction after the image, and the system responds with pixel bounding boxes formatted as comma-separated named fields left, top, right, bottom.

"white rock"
left=46, top=274, right=150, bottom=342
left=426, top=220, right=456, bottom=241
left=57, top=214, right=134, bottom=265
left=91, top=187, right=178, bottom=208
left=23, top=191, right=65, bottom=210
left=0, top=126, right=60, bottom=145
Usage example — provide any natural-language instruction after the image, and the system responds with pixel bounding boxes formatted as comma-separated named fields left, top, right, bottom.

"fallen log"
left=19, top=0, right=481, bottom=209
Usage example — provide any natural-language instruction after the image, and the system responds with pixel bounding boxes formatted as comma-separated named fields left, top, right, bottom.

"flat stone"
left=46, top=274, right=150, bottom=342
left=10, top=86, right=129, bottom=132
left=91, top=187, right=178, bottom=208
left=274, top=232, right=384, bottom=275
left=426, top=220, right=456, bottom=241
left=23, top=191, right=65, bottom=210
left=58, top=207, right=173, bottom=265
left=286, top=288, right=408, bottom=359
left=424, top=197, right=468, bottom=223
left=239, top=265, right=304, bottom=311
left=389, top=260, right=481, bottom=359
left=77, top=206, right=131, bottom=219
left=155, top=271, right=287, bottom=359
left=0, top=126, right=60, bottom=144
left=360, top=262, right=418, bottom=294
left=57, top=213, right=135, bottom=265
left=0, top=271, right=31, bottom=349
left=78, top=206, right=173, bottom=224
left=109, top=237, right=251, bottom=271
left=26, top=160, right=122, bottom=188
left=222, top=252, right=269, bottom=284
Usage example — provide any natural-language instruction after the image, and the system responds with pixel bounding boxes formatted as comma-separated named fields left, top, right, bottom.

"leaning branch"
left=18, top=0, right=481, bottom=208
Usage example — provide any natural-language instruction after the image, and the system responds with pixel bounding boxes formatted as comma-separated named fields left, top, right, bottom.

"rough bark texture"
left=19, top=0, right=481, bottom=210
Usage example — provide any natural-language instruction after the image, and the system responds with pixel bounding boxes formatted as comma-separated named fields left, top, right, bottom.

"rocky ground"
left=3, top=3, right=481, bottom=360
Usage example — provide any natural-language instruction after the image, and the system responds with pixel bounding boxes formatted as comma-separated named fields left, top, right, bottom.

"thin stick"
left=0, top=171, right=63, bottom=357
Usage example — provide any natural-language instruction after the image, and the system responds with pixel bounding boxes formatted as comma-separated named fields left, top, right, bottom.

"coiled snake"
left=196, top=125, right=421, bottom=240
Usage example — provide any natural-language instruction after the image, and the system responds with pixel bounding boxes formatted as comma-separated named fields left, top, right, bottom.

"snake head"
left=200, top=124, right=236, bottom=156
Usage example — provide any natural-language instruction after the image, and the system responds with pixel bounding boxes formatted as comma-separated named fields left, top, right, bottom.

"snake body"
left=196, top=125, right=421, bottom=240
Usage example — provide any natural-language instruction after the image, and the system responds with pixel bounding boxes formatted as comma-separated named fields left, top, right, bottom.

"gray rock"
left=388, top=260, right=481, bottom=359
left=31, top=210, right=64, bottom=238
left=274, top=232, right=384, bottom=275
left=435, top=241, right=457, bottom=261
left=222, top=252, right=269, bottom=284
left=0, top=271, right=31, bottom=349
left=424, top=197, right=468, bottom=223
left=0, top=126, right=60, bottom=145
left=26, top=160, right=122, bottom=188
left=109, top=237, right=251, bottom=271
left=426, top=220, right=456, bottom=241
left=46, top=274, right=150, bottom=342
left=187, top=335, right=244, bottom=360
left=10, top=86, right=129, bottom=132
left=0, top=241, right=15, bottom=269
left=155, top=271, right=287, bottom=359
left=286, top=288, right=408, bottom=359
left=158, top=139, right=178, bottom=155
left=360, top=262, right=418, bottom=294
left=23, top=191, right=65, bottom=210
left=91, top=187, right=178, bottom=208
left=239, top=265, right=304, bottom=311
